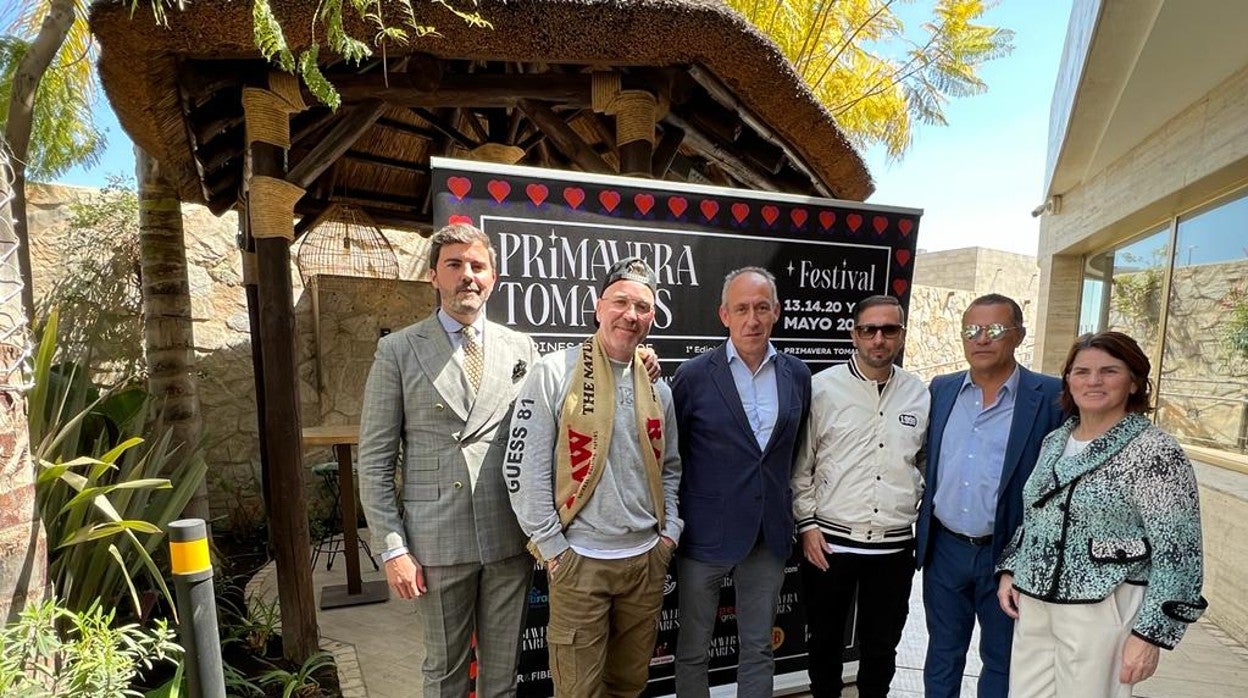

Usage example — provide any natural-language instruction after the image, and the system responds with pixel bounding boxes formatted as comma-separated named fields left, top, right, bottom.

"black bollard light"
left=168, top=518, right=226, bottom=698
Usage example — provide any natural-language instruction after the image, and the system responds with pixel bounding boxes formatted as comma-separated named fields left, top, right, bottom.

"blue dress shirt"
left=725, top=340, right=780, bottom=450
left=933, top=366, right=1021, bottom=538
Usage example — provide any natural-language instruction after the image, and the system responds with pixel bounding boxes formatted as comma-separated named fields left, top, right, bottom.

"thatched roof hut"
left=91, top=0, right=872, bottom=230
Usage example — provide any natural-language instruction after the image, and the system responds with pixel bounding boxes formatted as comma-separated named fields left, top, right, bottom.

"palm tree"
left=136, top=147, right=207, bottom=521
left=727, top=0, right=1014, bottom=158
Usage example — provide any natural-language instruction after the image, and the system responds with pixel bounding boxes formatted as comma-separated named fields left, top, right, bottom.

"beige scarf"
left=547, top=336, right=666, bottom=543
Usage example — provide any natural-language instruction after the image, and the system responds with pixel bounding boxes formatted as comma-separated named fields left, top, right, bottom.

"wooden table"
left=302, top=425, right=389, bottom=609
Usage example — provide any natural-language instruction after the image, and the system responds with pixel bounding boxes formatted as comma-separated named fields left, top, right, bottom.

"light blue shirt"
left=933, top=366, right=1021, bottom=538
left=725, top=340, right=779, bottom=451
left=437, top=309, right=485, bottom=349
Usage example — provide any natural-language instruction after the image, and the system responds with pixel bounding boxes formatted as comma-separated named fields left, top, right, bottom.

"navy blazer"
left=915, top=366, right=1063, bottom=569
left=672, top=343, right=812, bottom=565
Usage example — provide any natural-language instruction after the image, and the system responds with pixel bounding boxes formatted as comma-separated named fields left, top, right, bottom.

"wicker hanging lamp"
left=295, top=204, right=401, bottom=285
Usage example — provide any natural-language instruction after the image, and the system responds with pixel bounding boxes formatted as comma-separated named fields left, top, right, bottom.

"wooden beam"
left=291, top=108, right=338, bottom=146
left=343, top=149, right=429, bottom=172
left=737, top=129, right=786, bottom=175
left=337, top=72, right=592, bottom=108
left=652, top=125, right=685, bottom=178
left=458, top=108, right=490, bottom=143
left=286, top=99, right=387, bottom=189
left=293, top=201, right=337, bottom=241
left=412, top=107, right=478, bottom=149
left=517, top=100, right=612, bottom=174
left=516, top=126, right=546, bottom=153
left=375, top=117, right=439, bottom=140
left=687, top=65, right=833, bottom=197
left=334, top=187, right=426, bottom=210
left=665, top=112, right=780, bottom=192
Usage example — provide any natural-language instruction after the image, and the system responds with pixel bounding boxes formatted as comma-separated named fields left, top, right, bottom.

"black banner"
left=433, top=158, right=920, bottom=369
left=432, top=158, right=919, bottom=695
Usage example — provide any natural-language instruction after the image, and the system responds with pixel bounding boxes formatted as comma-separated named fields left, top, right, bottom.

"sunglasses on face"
left=853, top=324, right=904, bottom=339
left=962, top=323, right=1018, bottom=341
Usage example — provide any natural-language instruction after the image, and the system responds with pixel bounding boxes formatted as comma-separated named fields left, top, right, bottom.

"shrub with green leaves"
left=29, top=310, right=207, bottom=618
left=0, top=598, right=180, bottom=698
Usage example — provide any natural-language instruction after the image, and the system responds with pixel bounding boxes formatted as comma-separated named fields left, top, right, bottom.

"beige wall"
left=1036, top=59, right=1248, bottom=372
left=1036, top=56, right=1248, bottom=647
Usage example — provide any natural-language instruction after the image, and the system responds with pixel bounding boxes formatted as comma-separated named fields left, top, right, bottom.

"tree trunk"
left=3, top=0, right=75, bottom=325
left=0, top=146, right=46, bottom=623
left=136, top=147, right=209, bottom=521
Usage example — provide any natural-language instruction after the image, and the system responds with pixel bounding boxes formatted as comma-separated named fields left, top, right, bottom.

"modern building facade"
left=1035, top=0, right=1248, bottom=643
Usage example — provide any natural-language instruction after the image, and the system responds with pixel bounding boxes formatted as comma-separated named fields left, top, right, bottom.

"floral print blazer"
left=996, top=413, right=1207, bottom=649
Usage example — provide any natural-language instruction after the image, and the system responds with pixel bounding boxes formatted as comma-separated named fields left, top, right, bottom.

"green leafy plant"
left=29, top=310, right=208, bottom=618
left=257, top=651, right=336, bottom=698
left=1221, top=285, right=1248, bottom=359
left=0, top=598, right=180, bottom=698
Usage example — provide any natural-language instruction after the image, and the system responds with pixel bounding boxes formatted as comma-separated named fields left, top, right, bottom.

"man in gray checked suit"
left=358, top=222, right=537, bottom=698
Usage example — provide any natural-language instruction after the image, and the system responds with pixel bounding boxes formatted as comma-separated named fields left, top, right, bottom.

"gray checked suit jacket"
left=357, top=313, right=537, bottom=567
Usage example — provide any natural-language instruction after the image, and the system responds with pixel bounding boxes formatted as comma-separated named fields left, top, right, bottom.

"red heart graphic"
left=525, top=183, right=548, bottom=207
left=892, top=279, right=909, bottom=296
left=599, top=190, right=621, bottom=212
left=563, top=187, right=585, bottom=209
left=790, top=209, right=808, bottom=227
left=487, top=179, right=510, bottom=203
left=448, top=214, right=473, bottom=225
left=447, top=176, right=471, bottom=200
left=818, top=211, right=836, bottom=230
left=731, top=202, right=750, bottom=223
left=700, top=200, right=719, bottom=220
left=898, top=219, right=914, bottom=236
left=634, top=193, right=655, bottom=215
left=873, top=216, right=889, bottom=235
left=761, top=205, right=779, bottom=226
left=668, top=196, right=688, bottom=217
left=896, top=249, right=912, bottom=266
left=846, top=213, right=863, bottom=232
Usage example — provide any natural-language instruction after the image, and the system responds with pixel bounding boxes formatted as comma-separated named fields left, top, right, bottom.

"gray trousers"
left=415, top=554, right=534, bottom=698
left=674, top=541, right=787, bottom=698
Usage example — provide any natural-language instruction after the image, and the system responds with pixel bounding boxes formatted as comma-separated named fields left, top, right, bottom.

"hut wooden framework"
left=90, top=0, right=872, bottom=659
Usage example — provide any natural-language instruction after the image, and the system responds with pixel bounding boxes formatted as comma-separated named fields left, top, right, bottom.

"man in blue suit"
left=671, top=267, right=812, bottom=698
left=915, top=293, right=1064, bottom=698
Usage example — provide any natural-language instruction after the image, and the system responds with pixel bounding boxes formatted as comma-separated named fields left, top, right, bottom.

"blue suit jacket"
left=915, top=366, right=1063, bottom=569
left=671, top=343, right=812, bottom=565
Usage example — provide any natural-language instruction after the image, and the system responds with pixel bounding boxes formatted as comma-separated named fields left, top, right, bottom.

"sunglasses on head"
left=853, top=323, right=904, bottom=339
left=962, top=323, right=1018, bottom=341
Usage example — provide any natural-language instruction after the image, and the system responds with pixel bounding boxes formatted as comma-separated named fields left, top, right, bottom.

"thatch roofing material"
left=90, top=0, right=872, bottom=206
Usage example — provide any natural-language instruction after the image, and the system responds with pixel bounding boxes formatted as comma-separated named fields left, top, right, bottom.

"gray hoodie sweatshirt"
left=505, top=346, right=683, bottom=561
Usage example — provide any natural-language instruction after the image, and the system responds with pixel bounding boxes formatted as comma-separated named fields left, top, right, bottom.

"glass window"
left=1078, top=227, right=1171, bottom=360
left=1156, top=193, right=1248, bottom=454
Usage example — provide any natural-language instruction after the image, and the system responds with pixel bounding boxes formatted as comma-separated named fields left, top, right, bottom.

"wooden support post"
left=242, top=76, right=319, bottom=663
left=614, top=91, right=656, bottom=177
left=652, top=125, right=684, bottom=178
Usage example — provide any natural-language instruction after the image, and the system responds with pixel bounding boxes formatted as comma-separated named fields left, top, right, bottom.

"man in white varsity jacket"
left=791, top=294, right=930, bottom=698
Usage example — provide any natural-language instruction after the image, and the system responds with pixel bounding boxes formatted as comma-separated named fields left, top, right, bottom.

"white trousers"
left=1009, top=583, right=1146, bottom=698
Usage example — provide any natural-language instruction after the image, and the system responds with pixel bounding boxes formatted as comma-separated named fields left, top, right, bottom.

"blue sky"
left=55, top=1, right=1074, bottom=258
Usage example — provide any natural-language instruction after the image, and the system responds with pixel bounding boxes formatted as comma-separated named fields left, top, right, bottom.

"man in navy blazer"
left=915, top=294, right=1064, bottom=698
left=671, top=267, right=812, bottom=698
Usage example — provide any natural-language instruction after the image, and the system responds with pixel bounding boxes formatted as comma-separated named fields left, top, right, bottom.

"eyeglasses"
left=853, top=324, right=904, bottom=339
left=605, top=295, right=654, bottom=316
left=962, top=323, right=1019, bottom=341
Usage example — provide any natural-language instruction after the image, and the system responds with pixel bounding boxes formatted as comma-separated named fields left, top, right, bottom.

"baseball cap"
left=600, top=256, right=658, bottom=296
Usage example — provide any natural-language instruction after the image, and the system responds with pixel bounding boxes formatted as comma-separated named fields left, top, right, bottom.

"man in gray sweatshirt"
left=506, top=256, right=683, bottom=697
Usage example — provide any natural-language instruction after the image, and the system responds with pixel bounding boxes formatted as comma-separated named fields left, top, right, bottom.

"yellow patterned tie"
left=462, top=324, right=483, bottom=393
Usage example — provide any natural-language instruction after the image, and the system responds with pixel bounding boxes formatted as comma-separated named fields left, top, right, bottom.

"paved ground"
left=251, top=534, right=1248, bottom=697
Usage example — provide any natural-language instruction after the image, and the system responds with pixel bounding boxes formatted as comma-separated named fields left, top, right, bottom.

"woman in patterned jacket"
left=995, top=331, right=1206, bottom=698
